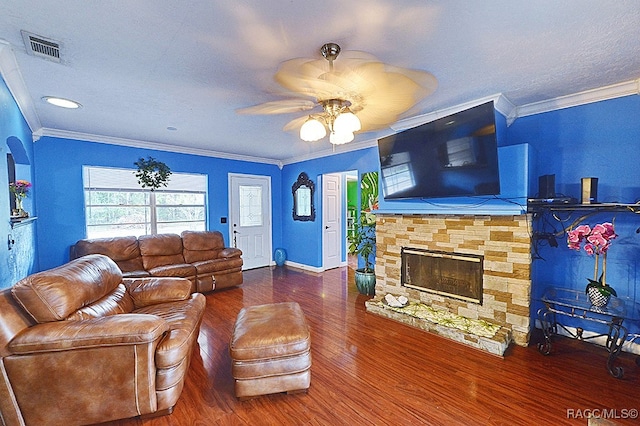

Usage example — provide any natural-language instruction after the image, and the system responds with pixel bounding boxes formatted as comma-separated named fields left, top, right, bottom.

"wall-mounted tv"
left=377, top=101, right=500, bottom=200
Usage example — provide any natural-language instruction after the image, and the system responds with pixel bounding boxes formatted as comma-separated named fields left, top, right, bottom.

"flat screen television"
left=377, top=101, right=500, bottom=200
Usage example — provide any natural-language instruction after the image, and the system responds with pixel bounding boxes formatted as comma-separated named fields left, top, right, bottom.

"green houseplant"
left=347, top=212, right=376, bottom=296
left=134, top=157, right=171, bottom=191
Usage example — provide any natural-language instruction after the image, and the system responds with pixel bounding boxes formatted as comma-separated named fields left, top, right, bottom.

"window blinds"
left=83, top=166, right=207, bottom=192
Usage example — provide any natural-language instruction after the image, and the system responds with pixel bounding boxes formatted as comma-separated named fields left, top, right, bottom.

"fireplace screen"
left=401, top=247, right=483, bottom=304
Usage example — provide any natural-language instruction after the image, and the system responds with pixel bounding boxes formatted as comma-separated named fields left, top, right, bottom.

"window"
left=83, top=166, right=207, bottom=238
left=239, top=185, right=263, bottom=227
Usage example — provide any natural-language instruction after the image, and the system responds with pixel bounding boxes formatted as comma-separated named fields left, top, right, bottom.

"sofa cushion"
left=147, top=264, right=197, bottom=279
left=72, top=236, right=146, bottom=274
left=182, top=230, right=225, bottom=263
left=191, top=257, right=244, bottom=274
left=8, top=313, right=168, bottom=354
left=181, top=230, right=225, bottom=251
left=124, top=277, right=192, bottom=308
left=11, top=255, right=123, bottom=323
left=138, top=234, right=186, bottom=270
left=66, top=284, right=135, bottom=320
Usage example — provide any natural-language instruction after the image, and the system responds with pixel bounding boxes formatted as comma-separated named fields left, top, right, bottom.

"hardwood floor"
left=106, top=266, right=640, bottom=425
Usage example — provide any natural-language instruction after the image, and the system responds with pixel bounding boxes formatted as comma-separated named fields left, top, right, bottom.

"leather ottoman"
left=230, top=302, right=311, bottom=399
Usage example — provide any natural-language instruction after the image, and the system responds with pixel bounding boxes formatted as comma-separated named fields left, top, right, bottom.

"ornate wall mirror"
left=292, top=172, right=315, bottom=221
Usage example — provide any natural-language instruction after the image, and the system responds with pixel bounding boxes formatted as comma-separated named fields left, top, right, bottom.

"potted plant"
left=9, top=180, right=32, bottom=217
left=567, top=222, right=618, bottom=306
left=134, top=157, right=171, bottom=191
left=347, top=212, right=376, bottom=296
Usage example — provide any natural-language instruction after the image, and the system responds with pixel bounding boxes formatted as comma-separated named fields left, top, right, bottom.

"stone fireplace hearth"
left=365, top=213, right=531, bottom=355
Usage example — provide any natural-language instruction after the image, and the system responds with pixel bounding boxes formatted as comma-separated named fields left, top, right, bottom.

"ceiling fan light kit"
left=300, top=98, right=361, bottom=143
left=238, top=42, right=437, bottom=146
left=329, top=130, right=354, bottom=145
left=300, top=117, right=327, bottom=141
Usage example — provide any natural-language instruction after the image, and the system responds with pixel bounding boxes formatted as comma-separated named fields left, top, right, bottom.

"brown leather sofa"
left=0, top=254, right=206, bottom=426
left=71, top=230, right=243, bottom=293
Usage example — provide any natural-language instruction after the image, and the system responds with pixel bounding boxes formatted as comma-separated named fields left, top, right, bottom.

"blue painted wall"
left=33, top=137, right=283, bottom=271
left=281, top=147, right=379, bottom=268
left=507, top=95, right=640, bottom=334
left=507, top=95, right=640, bottom=203
left=0, top=78, right=37, bottom=289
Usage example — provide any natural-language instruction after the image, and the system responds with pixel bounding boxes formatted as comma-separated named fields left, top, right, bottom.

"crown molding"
left=0, top=39, right=41, bottom=134
left=34, top=127, right=284, bottom=168
left=516, top=79, right=640, bottom=118
left=391, top=93, right=517, bottom=132
left=280, top=137, right=379, bottom=166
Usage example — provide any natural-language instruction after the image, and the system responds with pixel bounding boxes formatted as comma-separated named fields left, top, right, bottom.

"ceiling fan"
left=237, top=43, right=438, bottom=145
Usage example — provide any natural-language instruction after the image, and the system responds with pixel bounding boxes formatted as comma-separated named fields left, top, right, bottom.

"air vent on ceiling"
left=21, top=30, right=61, bottom=63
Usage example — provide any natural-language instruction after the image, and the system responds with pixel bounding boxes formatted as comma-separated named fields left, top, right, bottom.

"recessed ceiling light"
left=42, top=96, right=82, bottom=109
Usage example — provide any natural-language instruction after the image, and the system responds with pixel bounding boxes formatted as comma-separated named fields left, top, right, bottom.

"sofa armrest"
left=8, top=314, right=168, bottom=354
left=220, top=247, right=242, bottom=258
left=124, top=277, right=192, bottom=308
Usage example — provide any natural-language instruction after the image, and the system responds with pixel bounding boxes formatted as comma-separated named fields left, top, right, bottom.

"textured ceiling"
left=0, top=1, right=639, bottom=164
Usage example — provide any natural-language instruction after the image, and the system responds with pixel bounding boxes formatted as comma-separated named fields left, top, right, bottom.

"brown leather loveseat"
left=71, top=230, right=243, bottom=293
left=0, top=254, right=206, bottom=425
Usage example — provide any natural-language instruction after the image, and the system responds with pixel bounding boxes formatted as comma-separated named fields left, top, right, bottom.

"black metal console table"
left=537, top=287, right=640, bottom=378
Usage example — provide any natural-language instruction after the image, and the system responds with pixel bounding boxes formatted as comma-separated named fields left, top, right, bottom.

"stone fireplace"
left=366, top=213, right=532, bottom=355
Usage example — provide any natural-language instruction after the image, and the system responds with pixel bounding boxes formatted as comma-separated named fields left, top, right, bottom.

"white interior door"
left=229, top=174, right=272, bottom=270
left=322, top=173, right=342, bottom=270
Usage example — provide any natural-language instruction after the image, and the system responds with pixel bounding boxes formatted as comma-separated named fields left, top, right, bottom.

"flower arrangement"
left=567, top=222, right=617, bottom=299
left=9, top=180, right=32, bottom=198
left=9, top=180, right=32, bottom=217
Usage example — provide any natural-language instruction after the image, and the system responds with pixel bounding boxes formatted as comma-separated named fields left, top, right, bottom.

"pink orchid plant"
left=567, top=222, right=617, bottom=298
left=567, top=223, right=617, bottom=255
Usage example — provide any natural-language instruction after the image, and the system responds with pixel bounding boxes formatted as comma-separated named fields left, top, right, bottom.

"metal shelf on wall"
left=528, top=202, right=640, bottom=214
left=528, top=203, right=640, bottom=258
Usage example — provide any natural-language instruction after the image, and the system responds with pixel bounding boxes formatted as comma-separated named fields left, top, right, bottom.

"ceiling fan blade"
left=254, top=46, right=439, bottom=136
left=276, top=64, right=339, bottom=99
left=236, top=99, right=316, bottom=115
left=333, top=62, right=437, bottom=131
left=275, top=52, right=377, bottom=99
left=283, top=115, right=311, bottom=132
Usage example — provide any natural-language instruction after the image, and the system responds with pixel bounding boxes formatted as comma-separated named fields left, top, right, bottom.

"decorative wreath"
left=134, top=157, right=172, bottom=191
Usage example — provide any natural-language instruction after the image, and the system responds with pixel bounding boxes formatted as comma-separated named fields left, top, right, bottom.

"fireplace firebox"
left=401, top=247, right=483, bottom=304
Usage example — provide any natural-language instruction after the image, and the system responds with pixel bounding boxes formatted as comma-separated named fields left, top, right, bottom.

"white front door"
left=322, top=173, right=342, bottom=270
left=229, top=174, right=272, bottom=270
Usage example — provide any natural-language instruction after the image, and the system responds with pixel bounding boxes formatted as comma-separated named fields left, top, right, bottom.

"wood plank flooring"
left=105, top=266, right=640, bottom=426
